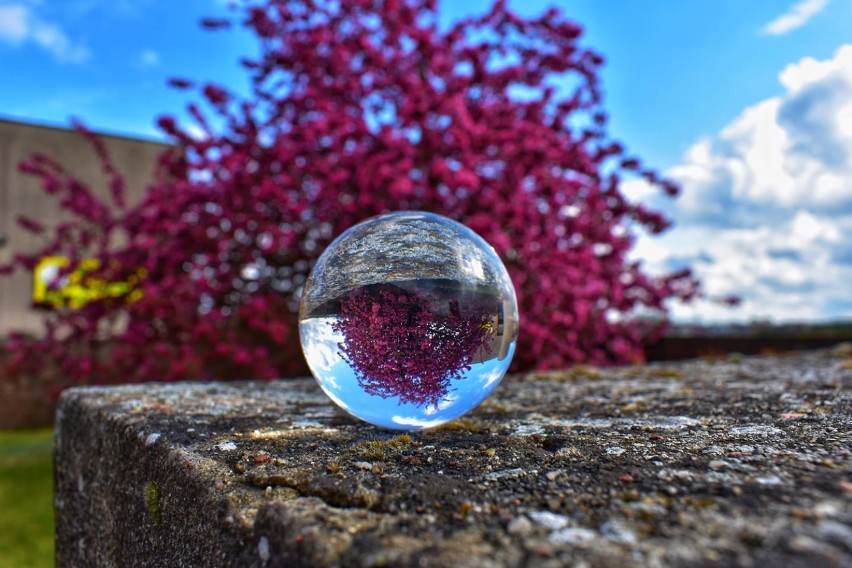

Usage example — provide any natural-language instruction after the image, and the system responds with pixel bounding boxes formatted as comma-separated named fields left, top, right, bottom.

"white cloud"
left=391, top=415, right=448, bottom=429
left=138, top=48, right=159, bottom=68
left=423, top=395, right=457, bottom=416
left=681, top=45, right=852, bottom=215
left=185, top=123, right=208, bottom=141
left=638, top=212, right=852, bottom=323
left=621, top=178, right=658, bottom=204
left=0, top=4, right=27, bottom=43
left=636, top=44, right=852, bottom=323
left=0, top=3, right=90, bottom=63
left=762, top=0, right=829, bottom=36
left=299, top=318, right=343, bottom=380
left=33, top=21, right=89, bottom=63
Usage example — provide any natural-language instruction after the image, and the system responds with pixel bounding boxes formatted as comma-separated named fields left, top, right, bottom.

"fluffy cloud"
left=0, top=3, right=89, bottom=63
left=138, top=48, right=159, bottom=68
left=0, top=4, right=28, bottom=42
left=762, top=0, right=829, bottom=36
left=634, top=44, right=852, bottom=323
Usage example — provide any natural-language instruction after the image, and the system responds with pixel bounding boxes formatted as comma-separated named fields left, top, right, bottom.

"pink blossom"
left=0, top=0, right=705, bottom=389
left=332, top=285, right=494, bottom=408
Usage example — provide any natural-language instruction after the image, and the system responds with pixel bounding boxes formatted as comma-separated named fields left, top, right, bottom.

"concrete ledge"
left=55, top=349, right=852, bottom=567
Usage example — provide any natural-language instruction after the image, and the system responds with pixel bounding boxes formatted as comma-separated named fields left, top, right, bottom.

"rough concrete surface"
left=55, top=347, right=852, bottom=567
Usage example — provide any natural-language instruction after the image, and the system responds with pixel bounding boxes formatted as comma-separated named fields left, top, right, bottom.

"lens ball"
left=299, top=211, right=519, bottom=430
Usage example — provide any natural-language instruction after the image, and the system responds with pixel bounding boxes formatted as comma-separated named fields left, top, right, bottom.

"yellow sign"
left=33, top=257, right=144, bottom=309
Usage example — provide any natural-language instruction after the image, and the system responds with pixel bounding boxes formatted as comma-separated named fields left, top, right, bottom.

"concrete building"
left=0, top=117, right=167, bottom=337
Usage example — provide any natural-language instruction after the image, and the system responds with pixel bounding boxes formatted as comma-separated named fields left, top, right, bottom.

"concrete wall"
left=0, top=118, right=167, bottom=337
left=52, top=351, right=852, bottom=567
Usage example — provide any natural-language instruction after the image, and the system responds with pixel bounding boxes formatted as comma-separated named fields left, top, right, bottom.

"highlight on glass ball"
left=298, top=211, right=519, bottom=430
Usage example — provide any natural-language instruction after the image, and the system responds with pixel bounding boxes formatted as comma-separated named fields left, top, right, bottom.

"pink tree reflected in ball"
left=299, top=212, right=518, bottom=430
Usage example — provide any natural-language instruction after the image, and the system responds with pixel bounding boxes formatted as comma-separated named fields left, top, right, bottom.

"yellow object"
left=32, top=256, right=144, bottom=308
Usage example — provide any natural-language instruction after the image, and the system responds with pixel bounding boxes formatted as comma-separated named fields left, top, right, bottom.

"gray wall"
left=0, top=118, right=167, bottom=337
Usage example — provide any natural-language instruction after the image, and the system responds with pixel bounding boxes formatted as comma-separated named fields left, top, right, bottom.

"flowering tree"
left=332, top=284, right=494, bottom=407
left=1, top=0, right=699, bottom=388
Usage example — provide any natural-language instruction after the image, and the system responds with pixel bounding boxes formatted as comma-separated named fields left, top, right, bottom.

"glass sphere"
left=299, top=211, right=519, bottom=430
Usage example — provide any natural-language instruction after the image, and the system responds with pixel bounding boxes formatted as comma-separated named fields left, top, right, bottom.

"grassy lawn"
left=0, top=429, right=54, bottom=568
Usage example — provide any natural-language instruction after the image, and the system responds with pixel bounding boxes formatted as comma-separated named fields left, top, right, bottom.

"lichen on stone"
left=145, top=482, right=162, bottom=526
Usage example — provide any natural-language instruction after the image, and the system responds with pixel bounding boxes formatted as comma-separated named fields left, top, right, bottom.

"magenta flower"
left=332, top=285, right=493, bottom=408
left=0, top=0, right=703, bottom=390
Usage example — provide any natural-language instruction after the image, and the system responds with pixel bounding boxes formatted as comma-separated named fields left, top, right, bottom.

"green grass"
left=0, top=429, right=54, bottom=568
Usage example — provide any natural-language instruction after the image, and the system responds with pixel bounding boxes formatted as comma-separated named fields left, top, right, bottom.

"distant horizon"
left=668, top=317, right=852, bottom=328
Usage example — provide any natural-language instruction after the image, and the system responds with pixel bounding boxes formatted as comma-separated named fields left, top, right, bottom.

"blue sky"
left=1, top=0, right=851, bottom=324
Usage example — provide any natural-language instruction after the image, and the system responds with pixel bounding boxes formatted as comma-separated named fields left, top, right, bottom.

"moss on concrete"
left=145, top=482, right=162, bottom=526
